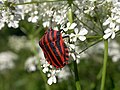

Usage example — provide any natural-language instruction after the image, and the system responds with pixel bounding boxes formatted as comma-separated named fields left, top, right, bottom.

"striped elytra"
left=39, top=28, right=69, bottom=68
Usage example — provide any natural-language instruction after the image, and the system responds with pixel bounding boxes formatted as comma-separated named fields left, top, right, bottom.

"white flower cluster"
left=0, top=51, right=18, bottom=72
left=103, top=1, right=120, bottom=39
left=25, top=56, right=37, bottom=72
left=0, top=0, right=40, bottom=30
left=42, top=2, right=68, bottom=28
left=0, top=0, right=20, bottom=29
left=23, top=46, right=69, bottom=85
left=0, top=1, right=69, bottom=29
left=41, top=61, right=71, bottom=85
left=28, top=10, right=39, bottom=23
left=8, top=36, right=32, bottom=52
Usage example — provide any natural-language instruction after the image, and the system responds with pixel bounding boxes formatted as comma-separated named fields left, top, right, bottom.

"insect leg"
left=62, top=35, right=69, bottom=39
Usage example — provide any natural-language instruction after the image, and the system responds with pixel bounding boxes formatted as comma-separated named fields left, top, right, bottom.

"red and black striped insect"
left=39, top=28, right=69, bottom=68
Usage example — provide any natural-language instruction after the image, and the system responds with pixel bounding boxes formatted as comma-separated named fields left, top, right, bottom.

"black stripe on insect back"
left=46, top=31, right=63, bottom=67
left=56, top=31, right=62, bottom=55
left=52, top=29, right=55, bottom=41
left=63, top=43, right=69, bottom=59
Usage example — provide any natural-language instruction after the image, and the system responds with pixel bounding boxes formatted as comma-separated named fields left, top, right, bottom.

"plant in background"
left=0, top=0, right=120, bottom=90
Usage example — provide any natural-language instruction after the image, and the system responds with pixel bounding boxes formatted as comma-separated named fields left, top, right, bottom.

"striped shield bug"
left=39, top=28, right=69, bottom=68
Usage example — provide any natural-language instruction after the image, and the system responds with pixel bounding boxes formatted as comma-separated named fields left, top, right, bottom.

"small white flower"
left=8, top=21, right=19, bottom=28
left=46, top=10, right=54, bottom=17
left=103, top=14, right=119, bottom=27
left=28, top=16, right=38, bottom=23
left=62, top=22, right=77, bottom=31
left=47, top=75, right=57, bottom=85
left=25, top=56, right=37, bottom=72
left=70, top=28, right=88, bottom=42
left=70, top=52, right=80, bottom=62
left=34, top=11, right=38, bottom=15
left=47, top=70, right=57, bottom=85
left=69, top=44, right=75, bottom=49
left=103, top=25, right=119, bottom=39
left=103, top=16, right=116, bottom=26
left=42, top=61, right=50, bottom=73
left=43, top=21, right=50, bottom=28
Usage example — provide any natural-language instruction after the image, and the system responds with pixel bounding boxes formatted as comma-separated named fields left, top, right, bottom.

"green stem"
left=100, top=40, right=108, bottom=90
left=67, top=3, right=81, bottom=90
left=94, top=8, right=104, bottom=33
left=73, top=60, right=81, bottom=90
left=86, top=36, right=102, bottom=39
left=13, top=0, right=67, bottom=6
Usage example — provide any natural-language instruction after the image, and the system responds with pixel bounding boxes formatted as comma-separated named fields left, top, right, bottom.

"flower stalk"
left=29, top=36, right=50, bottom=90
left=68, top=3, right=81, bottom=90
left=73, top=60, right=81, bottom=90
left=100, top=39, right=108, bottom=90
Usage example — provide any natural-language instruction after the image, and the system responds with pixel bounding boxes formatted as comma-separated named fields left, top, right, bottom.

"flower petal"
left=64, top=28, right=68, bottom=31
left=73, top=37, right=77, bottom=42
left=103, top=32, right=112, bottom=39
left=28, top=17, right=32, bottom=22
left=115, top=25, right=119, bottom=32
left=111, top=32, right=115, bottom=39
left=69, top=44, right=75, bottom=49
left=53, top=76, right=57, bottom=83
left=69, top=23, right=77, bottom=29
left=110, top=22, right=115, bottom=28
left=74, top=28, right=78, bottom=34
left=103, top=18, right=111, bottom=26
left=67, top=22, right=71, bottom=28
left=42, top=67, right=48, bottom=73
left=79, top=28, right=88, bottom=35
left=116, top=18, right=120, bottom=23
left=47, top=77, right=53, bottom=85
left=70, top=33, right=75, bottom=38
left=78, top=36, right=86, bottom=41
left=104, top=28, right=111, bottom=33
